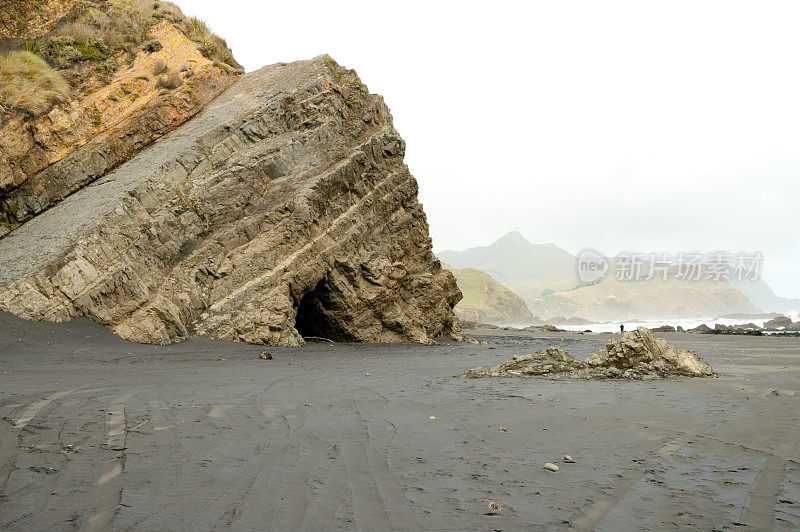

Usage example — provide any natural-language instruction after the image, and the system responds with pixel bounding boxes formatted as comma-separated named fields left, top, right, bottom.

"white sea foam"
left=502, top=314, right=798, bottom=333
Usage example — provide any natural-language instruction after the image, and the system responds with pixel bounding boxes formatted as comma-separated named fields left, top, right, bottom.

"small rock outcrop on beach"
left=523, top=324, right=561, bottom=332
left=690, top=322, right=765, bottom=335
left=0, top=3, right=461, bottom=346
left=764, top=316, right=794, bottom=330
left=456, top=320, right=500, bottom=331
left=460, top=327, right=717, bottom=380
left=651, top=325, right=677, bottom=333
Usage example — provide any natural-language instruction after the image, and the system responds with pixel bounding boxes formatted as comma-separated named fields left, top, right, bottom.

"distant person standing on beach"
left=620, top=324, right=625, bottom=333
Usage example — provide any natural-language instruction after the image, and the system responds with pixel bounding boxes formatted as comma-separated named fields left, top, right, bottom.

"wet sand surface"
left=1, top=313, right=799, bottom=530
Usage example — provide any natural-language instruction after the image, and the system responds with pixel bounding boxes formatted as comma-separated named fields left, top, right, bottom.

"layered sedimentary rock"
left=461, top=327, right=717, bottom=379
left=0, top=56, right=461, bottom=346
left=0, top=21, right=238, bottom=236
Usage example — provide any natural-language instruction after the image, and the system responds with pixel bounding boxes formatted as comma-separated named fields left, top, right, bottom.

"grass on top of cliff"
left=0, top=51, right=69, bottom=114
left=3, top=0, right=241, bottom=116
left=186, top=16, right=238, bottom=69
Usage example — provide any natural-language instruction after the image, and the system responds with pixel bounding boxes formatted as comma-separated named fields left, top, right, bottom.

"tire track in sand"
left=13, top=388, right=82, bottom=428
left=571, top=391, right=786, bottom=530
left=86, top=392, right=134, bottom=531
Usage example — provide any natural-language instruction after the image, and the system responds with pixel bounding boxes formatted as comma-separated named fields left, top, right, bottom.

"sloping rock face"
left=0, top=21, right=238, bottom=236
left=461, top=327, right=716, bottom=379
left=0, top=56, right=462, bottom=346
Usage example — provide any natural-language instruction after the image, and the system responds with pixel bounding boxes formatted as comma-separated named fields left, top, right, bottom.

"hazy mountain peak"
left=437, top=231, right=576, bottom=283
left=494, top=231, right=530, bottom=246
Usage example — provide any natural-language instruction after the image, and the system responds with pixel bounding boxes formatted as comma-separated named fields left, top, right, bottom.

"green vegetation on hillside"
left=186, top=15, right=238, bottom=68
left=1, top=0, right=241, bottom=116
left=445, top=264, right=534, bottom=324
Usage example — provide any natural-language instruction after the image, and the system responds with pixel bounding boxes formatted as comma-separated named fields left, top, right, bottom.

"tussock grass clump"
left=84, top=6, right=112, bottom=28
left=152, top=58, right=167, bottom=74
left=186, top=17, right=241, bottom=70
left=156, top=70, right=182, bottom=90
left=0, top=52, right=69, bottom=115
left=58, top=22, right=101, bottom=45
left=103, top=0, right=154, bottom=44
left=153, top=2, right=185, bottom=23
left=188, top=17, right=211, bottom=40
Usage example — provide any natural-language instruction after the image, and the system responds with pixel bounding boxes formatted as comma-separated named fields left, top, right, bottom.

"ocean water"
left=503, top=311, right=799, bottom=333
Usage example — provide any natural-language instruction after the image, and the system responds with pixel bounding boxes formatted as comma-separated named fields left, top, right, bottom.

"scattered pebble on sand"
left=498, top=427, right=507, bottom=432
left=563, top=455, right=575, bottom=462
left=429, top=416, right=437, bottom=421
left=486, top=500, right=501, bottom=512
left=544, top=463, right=559, bottom=472
left=365, top=372, right=371, bottom=376
left=258, top=351, right=272, bottom=360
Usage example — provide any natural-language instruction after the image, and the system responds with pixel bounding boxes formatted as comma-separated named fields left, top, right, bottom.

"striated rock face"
left=462, top=346, right=582, bottom=378
left=0, top=21, right=238, bottom=236
left=461, top=327, right=717, bottom=379
left=0, top=56, right=462, bottom=346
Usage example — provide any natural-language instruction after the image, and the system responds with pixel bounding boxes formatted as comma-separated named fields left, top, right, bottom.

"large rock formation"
left=0, top=55, right=462, bottom=346
left=461, top=327, right=717, bottom=379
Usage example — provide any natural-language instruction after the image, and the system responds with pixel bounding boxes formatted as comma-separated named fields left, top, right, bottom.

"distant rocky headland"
left=439, top=231, right=799, bottom=325
left=442, top=263, right=532, bottom=324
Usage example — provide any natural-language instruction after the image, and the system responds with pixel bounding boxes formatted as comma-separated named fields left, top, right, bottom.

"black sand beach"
left=1, top=312, right=799, bottom=530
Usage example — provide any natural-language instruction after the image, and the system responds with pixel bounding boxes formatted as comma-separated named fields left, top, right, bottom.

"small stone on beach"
left=544, top=463, right=559, bottom=472
left=258, top=351, right=272, bottom=360
left=429, top=416, right=437, bottom=421
left=498, top=427, right=507, bottom=432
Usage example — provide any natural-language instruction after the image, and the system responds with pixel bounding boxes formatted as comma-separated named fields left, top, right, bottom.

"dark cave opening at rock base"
left=293, top=278, right=358, bottom=342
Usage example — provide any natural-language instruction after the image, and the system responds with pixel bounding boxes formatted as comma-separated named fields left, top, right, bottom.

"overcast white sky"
left=181, top=0, right=800, bottom=297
